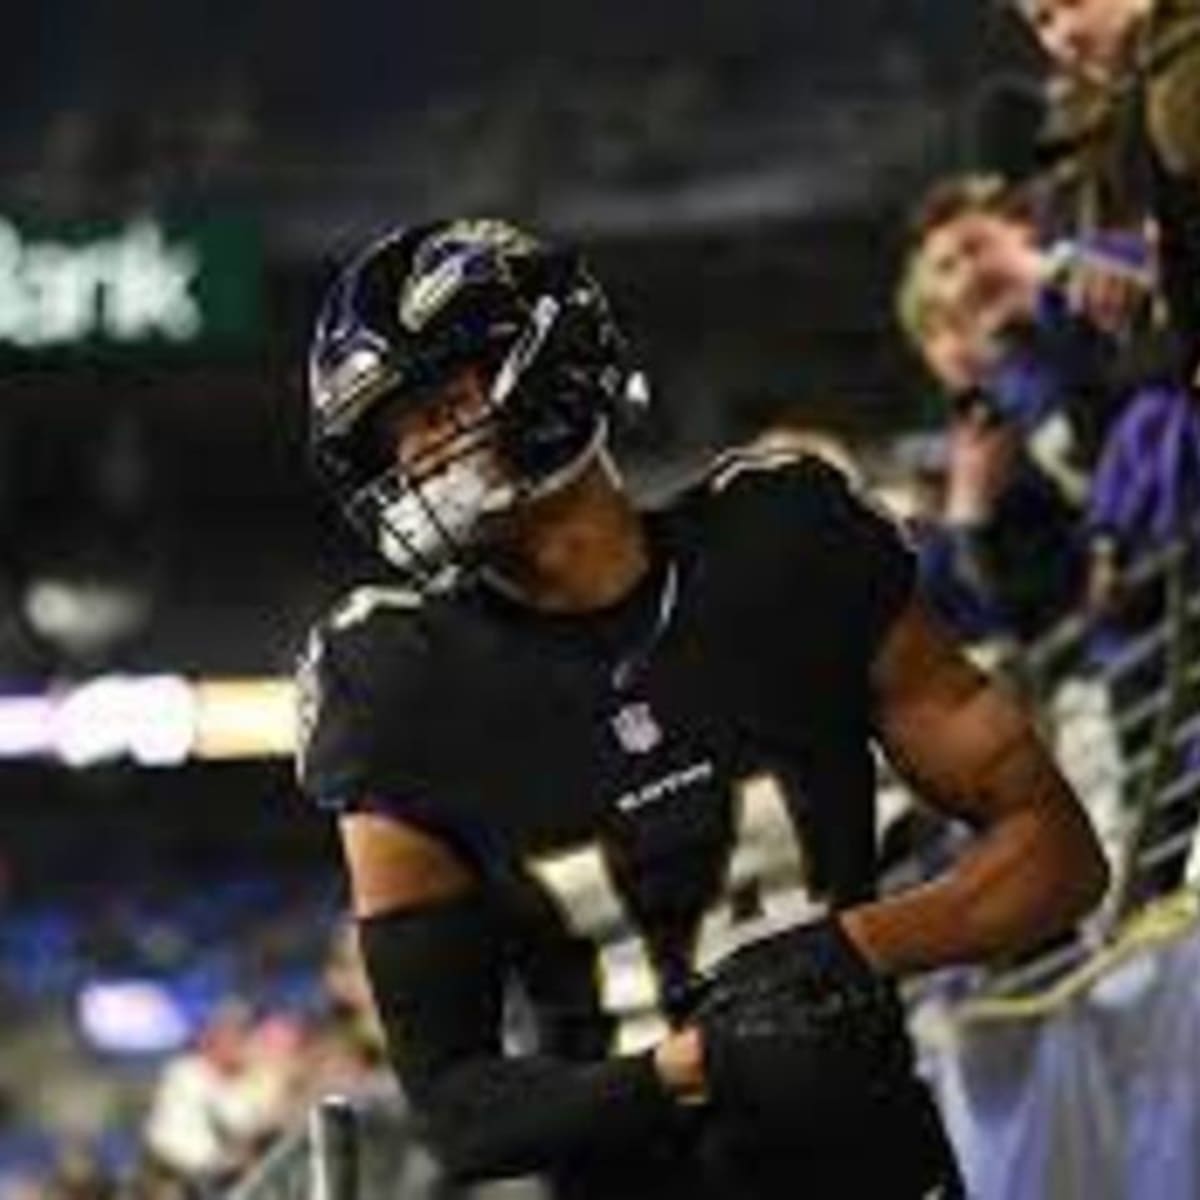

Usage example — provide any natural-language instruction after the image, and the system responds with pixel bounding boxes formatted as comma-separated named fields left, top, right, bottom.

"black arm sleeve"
left=357, top=896, right=684, bottom=1184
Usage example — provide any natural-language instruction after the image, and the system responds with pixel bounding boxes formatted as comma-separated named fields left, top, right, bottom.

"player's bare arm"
left=340, top=810, right=473, bottom=919
left=658, top=599, right=1110, bottom=1100
left=842, top=599, right=1110, bottom=976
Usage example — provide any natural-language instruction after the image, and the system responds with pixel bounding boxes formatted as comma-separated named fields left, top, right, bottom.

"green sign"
left=0, top=215, right=261, bottom=355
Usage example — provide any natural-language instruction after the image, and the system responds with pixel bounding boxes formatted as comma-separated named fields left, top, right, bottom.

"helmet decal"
left=310, top=329, right=394, bottom=435
left=399, top=220, right=537, bottom=332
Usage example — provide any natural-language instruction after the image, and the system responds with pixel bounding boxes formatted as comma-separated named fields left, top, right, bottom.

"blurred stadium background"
left=0, top=2, right=1197, bottom=1197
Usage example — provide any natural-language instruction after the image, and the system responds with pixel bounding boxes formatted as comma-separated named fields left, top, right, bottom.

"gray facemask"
left=376, top=449, right=516, bottom=580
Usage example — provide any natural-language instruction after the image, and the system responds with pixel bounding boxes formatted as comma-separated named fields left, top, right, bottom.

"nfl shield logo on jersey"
left=611, top=702, right=662, bottom=755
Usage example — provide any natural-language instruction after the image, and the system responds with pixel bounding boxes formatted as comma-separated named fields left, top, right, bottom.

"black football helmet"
left=308, top=218, right=643, bottom=588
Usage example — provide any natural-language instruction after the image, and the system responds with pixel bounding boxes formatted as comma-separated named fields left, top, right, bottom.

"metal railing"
left=226, top=1093, right=463, bottom=1200
left=229, top=1098, right=359, bottom=1200
left=917, top=532, right=1200, bottom=1020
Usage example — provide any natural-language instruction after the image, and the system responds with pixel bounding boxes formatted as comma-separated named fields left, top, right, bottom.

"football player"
left=297, top=219, right=1108, bottom=1199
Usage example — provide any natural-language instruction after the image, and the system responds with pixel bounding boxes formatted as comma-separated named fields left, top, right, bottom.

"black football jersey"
left=298, top=451, right=914, bottom=1063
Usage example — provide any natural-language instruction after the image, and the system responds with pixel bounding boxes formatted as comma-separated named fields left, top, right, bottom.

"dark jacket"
left=1043, top=0, right=1200, bottom=372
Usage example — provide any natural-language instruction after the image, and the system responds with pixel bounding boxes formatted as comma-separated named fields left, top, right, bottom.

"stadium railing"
left=906, top=531, right=1200, bottom=1020
left=228, top=1097, right=359, bottom=1200
left=226, top=1094, right=458, bottom=1200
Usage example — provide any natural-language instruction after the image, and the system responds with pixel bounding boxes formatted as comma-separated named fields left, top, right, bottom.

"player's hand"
left=838, top=906, right=891, bottom=974
left=692, top=918, right=913, bottom=1145
left=653, top=1026, right=706, bottom=1103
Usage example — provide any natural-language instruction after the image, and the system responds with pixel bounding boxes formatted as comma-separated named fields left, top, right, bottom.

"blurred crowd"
left=891, top=0, right=1200, bottom=659
left=134, top=924, right=385, bottom=1196
left=740, top=0, right=1200, bottom=939
left=0, top=874, right=386, bottom=1200
left=877, top=0, right=1200, bottom=918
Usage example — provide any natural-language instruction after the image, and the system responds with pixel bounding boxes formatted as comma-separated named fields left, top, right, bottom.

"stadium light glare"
left=128, top=676, right=197, bottom=768
left=0, top=675, right=298, bottom=767
left=0, top=696, right=54, bottom=758
left=192, top=679, right=297, bottom=760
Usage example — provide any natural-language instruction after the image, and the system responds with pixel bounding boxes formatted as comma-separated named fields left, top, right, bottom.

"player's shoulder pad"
left=324, top=583, right=427, bottom=634
left=699, top=440, right=916, bottom=661
left=293, top=584, right=431, bottom=798
left=703, top=441, right=859, bottom=511
left=297, top=582, right=430, bottom=705
left=300, top=581, right=428, bottom=683
left=296, top=583, right=427, bottom=690
left=701, top=440, right=914, bottom=551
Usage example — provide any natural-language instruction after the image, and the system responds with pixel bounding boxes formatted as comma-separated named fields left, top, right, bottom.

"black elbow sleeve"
left=357, top=898, right=682, bottom=1182
left=358, top=896, right=506, bottom=1095
left=424, top=1052, right=678, bottom=1183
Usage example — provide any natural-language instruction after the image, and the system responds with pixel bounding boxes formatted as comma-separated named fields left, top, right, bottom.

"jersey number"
left=528, top=774, right=824, bottom=1054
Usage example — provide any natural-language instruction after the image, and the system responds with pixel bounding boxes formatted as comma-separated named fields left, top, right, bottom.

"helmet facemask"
left=330, top=295, right=606, bottom=589
left=342, top=406, right=518, bottom=590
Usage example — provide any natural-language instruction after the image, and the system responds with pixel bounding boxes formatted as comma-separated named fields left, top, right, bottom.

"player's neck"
left=485, top=454, right=650, bottom=614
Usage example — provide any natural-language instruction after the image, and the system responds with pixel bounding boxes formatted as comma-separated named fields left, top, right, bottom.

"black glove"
left=692, top=917, right=915, bottom=1148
